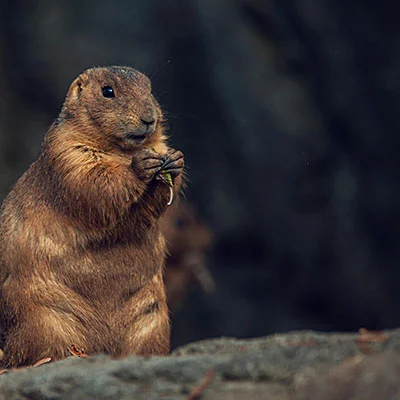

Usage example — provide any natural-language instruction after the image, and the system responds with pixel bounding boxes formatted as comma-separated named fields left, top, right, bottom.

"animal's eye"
left=101, top=86, right=115, bottom=98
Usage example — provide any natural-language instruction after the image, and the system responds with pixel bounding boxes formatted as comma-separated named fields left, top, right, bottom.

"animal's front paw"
left=131, top=149, right=164, bottom=184
left=158, top=149, right=184, bottom=180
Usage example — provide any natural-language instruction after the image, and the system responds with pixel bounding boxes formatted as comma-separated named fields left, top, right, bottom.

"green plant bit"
left=159, top=172, right=174, bottom=206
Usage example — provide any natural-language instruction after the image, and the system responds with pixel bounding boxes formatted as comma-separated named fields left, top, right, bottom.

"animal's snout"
left=125, top=105, right=158, bottom=143
left=140, top=108, right=156, bottom=128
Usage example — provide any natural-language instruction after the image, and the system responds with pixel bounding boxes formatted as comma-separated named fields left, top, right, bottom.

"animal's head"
left=61, top=66, right=165, bottom=151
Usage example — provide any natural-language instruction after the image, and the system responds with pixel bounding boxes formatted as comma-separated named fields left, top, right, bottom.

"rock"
left=297, top=352, right=400, bottom=400
left=0, top=328, right=399, bottom=399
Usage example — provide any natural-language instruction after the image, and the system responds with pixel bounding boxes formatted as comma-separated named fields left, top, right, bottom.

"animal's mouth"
left=125, top=123, right=156, bottom=144
left=126, top=133, right=147, bottom=143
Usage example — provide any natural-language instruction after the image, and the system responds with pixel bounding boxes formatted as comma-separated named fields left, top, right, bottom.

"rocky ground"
left=0, top=328, right=399, bottom=399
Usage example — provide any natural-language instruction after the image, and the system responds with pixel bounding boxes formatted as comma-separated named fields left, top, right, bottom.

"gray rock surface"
left=0, top=328, right=399, bottom=399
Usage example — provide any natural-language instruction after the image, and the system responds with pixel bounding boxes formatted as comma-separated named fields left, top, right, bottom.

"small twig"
left=158, top=173, right=174, bottom=206
left=31, top=357, right=52, bottom=368
left=184, top=254, right=216, bottom=294
left=287, top=339, right=317, bottom=347
left=69, top=344, right=89, bottom=358
left=0, top=357, right=52, bottom=375
left=357, top=328, right=388, bottom=343
left=187, top=368, right=215, bottom=400
left=167, top=186, right=174, bottom=206
left=356, top=328, right=388, bottom=354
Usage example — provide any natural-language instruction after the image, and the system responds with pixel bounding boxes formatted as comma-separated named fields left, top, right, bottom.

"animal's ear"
left=66, top=75, right=85, bottom=101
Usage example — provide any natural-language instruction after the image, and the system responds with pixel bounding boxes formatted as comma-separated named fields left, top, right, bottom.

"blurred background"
left=1, top=1, right=399, bottom=348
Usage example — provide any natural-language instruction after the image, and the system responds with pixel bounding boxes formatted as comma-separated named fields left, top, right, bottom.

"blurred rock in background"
left=0, top=0, right=399, bottom=348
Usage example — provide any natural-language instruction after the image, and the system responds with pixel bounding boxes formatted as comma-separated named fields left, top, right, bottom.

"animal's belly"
left=61, top=242, right=164, bottom=304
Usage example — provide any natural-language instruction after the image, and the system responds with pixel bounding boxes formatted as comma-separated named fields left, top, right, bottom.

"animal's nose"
left=140, top=109, right=156, bottom=126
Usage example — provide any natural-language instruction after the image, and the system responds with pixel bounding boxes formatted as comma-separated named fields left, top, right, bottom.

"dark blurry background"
left=1, top=1, right=399, bottom=348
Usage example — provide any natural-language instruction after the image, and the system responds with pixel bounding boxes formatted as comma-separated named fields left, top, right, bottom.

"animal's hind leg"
left=1, top=307, right=86, bottom=368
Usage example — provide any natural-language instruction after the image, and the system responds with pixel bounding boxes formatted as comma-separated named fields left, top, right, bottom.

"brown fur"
left=0, top=66, right=184, bottom=368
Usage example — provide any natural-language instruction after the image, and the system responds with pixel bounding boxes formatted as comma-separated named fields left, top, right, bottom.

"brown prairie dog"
left=0, top=66, right=184, bottom=368
left=160, top=201, right=215, bottom=310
